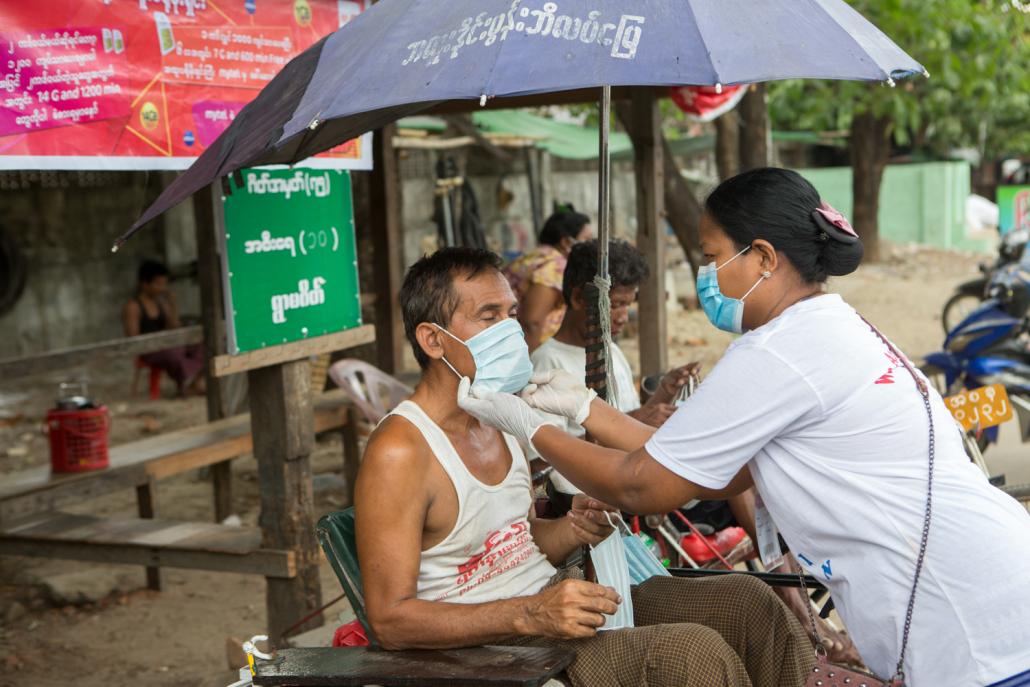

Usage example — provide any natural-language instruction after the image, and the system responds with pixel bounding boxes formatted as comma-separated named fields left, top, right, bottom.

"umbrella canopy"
left=117, top=0, right=923, bottom=245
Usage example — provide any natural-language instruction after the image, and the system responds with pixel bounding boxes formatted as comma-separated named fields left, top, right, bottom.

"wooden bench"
left=0, top=390, right=355, bottom=587
left=0, top=511, right=296, bottom=578
left=252, top=646, right=573, bottom=687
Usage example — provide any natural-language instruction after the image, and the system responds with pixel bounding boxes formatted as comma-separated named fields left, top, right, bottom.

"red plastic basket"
left=46, top=406, right=110, bottom=473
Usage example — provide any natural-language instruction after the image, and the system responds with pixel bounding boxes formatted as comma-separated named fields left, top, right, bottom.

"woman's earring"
left=762, top=270, right=772, bottom=279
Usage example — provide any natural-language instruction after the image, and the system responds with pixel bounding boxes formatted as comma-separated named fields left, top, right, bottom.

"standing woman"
left=462, top=168, right=1030, bottom=687
left=504, top=208, right=593, bottom=351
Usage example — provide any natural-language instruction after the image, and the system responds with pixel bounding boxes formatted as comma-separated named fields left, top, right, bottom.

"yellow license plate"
left=944, top=384, right=1013, bottom=431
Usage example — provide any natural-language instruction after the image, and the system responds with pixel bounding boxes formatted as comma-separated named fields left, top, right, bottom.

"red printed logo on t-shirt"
left=875, top=350, right=903, bottom=385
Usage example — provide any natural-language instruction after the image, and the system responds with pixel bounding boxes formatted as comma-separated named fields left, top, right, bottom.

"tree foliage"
left=768, top=0, right=1030, bottom=160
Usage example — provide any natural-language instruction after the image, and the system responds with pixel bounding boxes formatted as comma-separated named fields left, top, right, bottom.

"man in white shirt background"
left=531, top=240, right=698, bottom=495
left=532, top=240, right=861, bottom=664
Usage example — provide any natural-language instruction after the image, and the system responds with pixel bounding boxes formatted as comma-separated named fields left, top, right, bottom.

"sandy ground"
left=1, top=244, right=1028, bottom=687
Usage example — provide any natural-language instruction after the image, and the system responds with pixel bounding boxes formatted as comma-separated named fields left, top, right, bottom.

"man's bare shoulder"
left=361, top=414, right=432, bottom=479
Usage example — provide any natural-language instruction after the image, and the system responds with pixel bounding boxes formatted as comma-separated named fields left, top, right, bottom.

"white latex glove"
left=519, top=369, right=597, bottom=425
left=457, top=377, right=557, bottom=447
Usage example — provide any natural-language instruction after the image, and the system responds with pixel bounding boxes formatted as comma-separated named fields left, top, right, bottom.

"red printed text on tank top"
left=435, top=520, right=538, bottom=600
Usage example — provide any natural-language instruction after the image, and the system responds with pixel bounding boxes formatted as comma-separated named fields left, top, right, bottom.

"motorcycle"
left=923, top=263, right=1030, bottom=454
left=941, top=227, right=1029, bottom=333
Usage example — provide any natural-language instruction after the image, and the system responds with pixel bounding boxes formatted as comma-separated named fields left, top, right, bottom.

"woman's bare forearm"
left=581, top=399, right=656, bottom=451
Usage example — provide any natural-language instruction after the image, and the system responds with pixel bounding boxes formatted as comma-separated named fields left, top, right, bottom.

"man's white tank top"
left=389, top=400, right=556, bottom=603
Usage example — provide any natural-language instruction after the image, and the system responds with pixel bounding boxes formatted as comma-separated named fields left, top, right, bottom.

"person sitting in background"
left=504, top=208, right=593, bottom=352
left=354, top=246, right=812, bottom=687
left=122, top=260, right=204, bottom=397
left=535, top=240, right=862, bottom=664
left=532, top=240, right=696, bottom=472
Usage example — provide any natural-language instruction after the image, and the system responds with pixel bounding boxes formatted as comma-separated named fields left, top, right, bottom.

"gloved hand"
left=520, top=370, right=596, bottom=425
left=457, top=377, right=557, bottom=447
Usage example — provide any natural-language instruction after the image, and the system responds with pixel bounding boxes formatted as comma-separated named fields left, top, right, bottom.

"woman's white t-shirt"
left=645, top=294, right=1030, bottom=687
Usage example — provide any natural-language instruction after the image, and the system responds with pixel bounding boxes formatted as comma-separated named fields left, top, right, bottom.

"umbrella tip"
left=479, top=94, right=487, bottom=107
left=715, top=83, right=723, bottom=94
left=110, top=242, right=120, bottom=253
left=886, top=77, right=896, bottom=88
left=922, top=69, right=930, bottom=79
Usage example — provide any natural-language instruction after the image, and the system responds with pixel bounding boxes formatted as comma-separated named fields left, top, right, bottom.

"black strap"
left=800, top=315, right=934, bottom=686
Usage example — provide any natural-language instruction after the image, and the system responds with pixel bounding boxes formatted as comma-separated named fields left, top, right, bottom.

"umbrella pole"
left=598, top=85, right=611, bottom=282
left=584, top=85, right=614, bottom=403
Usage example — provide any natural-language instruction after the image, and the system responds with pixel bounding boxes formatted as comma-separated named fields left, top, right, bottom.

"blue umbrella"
left=118, top=0, right=924, bottom=243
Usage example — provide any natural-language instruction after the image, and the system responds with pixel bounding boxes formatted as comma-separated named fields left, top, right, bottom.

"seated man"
left=532, top=240, right=694, bottom=496
left=354, top=247, right=812, bottom=687
left=538, top=240, right=860, bottom=664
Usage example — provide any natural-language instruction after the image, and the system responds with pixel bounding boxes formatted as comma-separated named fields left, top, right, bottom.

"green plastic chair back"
left=316, top=508, right=379, bottom=647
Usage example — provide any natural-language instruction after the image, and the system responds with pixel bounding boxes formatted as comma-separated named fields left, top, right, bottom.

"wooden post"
left=249, top=359, right=323, bottom=643
left=739, top=84, right=771, bottom=171
left=629, top=89, right=667, bottom=378
left=714, top=111, right=741, bottom=180
left=194, top=184, right=234, bottom=522
left=370, top=125, right=405, bottom=374
left=135, top=481, right=161, bottom=591
left=341, top=407, right=361, bottom=507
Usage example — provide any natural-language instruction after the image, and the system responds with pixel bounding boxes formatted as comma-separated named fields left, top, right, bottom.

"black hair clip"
left=811, top=210, right=859, bottom=245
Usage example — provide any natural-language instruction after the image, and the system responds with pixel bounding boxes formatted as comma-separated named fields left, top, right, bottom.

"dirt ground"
left=1, top=244, right=1027, bottom=687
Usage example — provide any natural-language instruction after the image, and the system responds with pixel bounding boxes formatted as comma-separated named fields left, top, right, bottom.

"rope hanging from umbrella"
left=583, top=85, right=618, bottom=403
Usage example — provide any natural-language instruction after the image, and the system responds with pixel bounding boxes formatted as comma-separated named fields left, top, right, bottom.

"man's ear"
left=415, top=322, right=446, bottom=362
left=752, top=239, right=779, bottom=274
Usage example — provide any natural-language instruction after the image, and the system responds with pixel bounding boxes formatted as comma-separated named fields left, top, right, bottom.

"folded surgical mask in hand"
left=590, top=512, right=635, bottom=631
left=623, top=530, right=672, bottom=586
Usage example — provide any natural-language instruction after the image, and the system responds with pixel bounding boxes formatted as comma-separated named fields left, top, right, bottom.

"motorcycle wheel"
left=941, top=292, right=984, bottom=333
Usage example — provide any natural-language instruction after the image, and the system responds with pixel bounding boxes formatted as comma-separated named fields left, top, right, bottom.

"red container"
left=46, top=406, right=110, bottom=473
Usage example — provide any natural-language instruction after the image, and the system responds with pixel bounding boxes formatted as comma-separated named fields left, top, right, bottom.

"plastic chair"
left=132, top=357, right=162, bottom=400
left=328, top=359, right=413, bottom=424
left=316, top=508, right=376, bottom=645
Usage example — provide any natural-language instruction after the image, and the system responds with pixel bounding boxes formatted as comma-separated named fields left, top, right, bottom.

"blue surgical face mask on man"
left=696, top=245, right=771, bottom=334
left=434, top=318, right=533, bottom=394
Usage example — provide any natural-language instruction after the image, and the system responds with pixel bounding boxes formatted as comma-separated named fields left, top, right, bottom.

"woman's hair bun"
left=819, top=237, right=864, bottom=277
left=811, top=210, right=864, bottom=277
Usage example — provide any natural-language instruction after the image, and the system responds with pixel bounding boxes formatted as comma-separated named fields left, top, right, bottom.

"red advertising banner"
left=0, top=0, right=371, bottom=171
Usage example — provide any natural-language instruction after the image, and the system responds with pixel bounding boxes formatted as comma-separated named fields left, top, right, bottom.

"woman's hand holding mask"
left=520, top=370, right=597, bottom=425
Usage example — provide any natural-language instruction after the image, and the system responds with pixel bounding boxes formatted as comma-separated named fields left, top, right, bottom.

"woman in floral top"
left=504, top=209, right=593, bottom=351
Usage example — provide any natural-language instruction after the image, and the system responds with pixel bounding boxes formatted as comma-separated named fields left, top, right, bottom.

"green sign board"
left=220, top=168, right=361, bottom=354
left=998, top=185, right=1030, bottom=235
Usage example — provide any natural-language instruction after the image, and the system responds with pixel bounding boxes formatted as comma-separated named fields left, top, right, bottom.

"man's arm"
left=356, top=421, right=620, bottom=650
left=163, top=291, right=182, bottom=329
left=529, top=494, right=616, bottom=565
left=645, top=363, right=700, bottom=406
left=627, top=403, right=676, bottom=429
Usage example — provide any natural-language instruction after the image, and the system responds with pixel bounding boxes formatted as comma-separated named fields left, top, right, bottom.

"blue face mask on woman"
left=696, top=245, right=771, bottom=334
left=435, top=318, right=534, bottom=394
